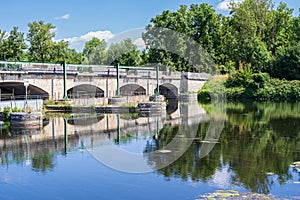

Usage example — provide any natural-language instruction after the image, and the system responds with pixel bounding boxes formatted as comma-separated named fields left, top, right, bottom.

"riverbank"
left=198, top=72, right=300, bottom=102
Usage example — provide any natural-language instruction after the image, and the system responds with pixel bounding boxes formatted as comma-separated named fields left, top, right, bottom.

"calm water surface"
left=0, top=102, right=299, bottom=199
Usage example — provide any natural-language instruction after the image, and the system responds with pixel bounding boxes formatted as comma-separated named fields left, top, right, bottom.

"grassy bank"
left=198, top=71, right=300, bottom=102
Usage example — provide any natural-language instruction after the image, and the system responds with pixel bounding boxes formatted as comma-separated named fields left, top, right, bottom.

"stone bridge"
left=0, top=61, right=210, bottom=102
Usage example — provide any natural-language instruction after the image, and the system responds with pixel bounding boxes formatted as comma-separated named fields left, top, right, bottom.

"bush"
left=3, top=107, right=11, bottom=120
left=199, top=72, right=300, bottom=102
left=270, top=43, right=300, bottom=80
left=225, top=68, right=253, bottom=88
left=198, top=89, right=211, bottom=103
left=198, top=75, right=227, bottom=103
left=226, top=87, right=245, bottom=99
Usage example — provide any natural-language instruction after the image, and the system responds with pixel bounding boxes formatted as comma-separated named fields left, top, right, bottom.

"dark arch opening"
left=155, top=83, right=178, bottom=99
left=120, top=84, right=146, bottom=96
left=0, top=82, right=49, bottom=100
left=155, top=83, right=178, bottom=114
left=67, top=84, right=104, bottom=99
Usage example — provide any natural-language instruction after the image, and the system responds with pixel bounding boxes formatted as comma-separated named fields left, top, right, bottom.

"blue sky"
left=1, top=0, right=298, bottom=51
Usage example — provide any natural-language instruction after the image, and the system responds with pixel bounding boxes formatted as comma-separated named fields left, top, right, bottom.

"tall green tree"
left=291, top=13, right=300, bottom=44
left=106, top=39, right=141, bottom=66
left=0, top=29, right=7, bottom=60
left=4, top=27, right=27, bottom=61
left=27, top=20, right=56, bottom=62
left=144, top=4, right=223, bottom=72
left=265, top=2, right=294, bottom=54
left=83, top=38, right=107, bottom=64
left=229, top=0, right=273, bottom=71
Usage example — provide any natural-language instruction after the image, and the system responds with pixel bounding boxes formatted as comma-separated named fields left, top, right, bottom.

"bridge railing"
left=0, top=60, right=210, bottom=81
left=0, top=97, right=45, bottom=110
left=0, top=94, right=49, bottom=101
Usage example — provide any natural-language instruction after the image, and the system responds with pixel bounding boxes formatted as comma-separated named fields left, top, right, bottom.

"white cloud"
left=133, top=37, right=146, bottom=50
left=217, top=0, right=243, bottom=11
left=59, top=28, right=145, bottom=52
left=63, top=30, right=115, bottom=50
left=55, top=14, right=70, bottom=20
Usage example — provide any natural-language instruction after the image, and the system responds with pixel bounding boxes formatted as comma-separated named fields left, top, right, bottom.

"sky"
left=0, top=0, right=299, bottom=51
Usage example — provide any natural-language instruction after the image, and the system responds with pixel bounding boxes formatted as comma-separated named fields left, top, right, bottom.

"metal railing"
left=0, top=94, right=49, bottom=101
left=0, top=98, right=44, bottom=110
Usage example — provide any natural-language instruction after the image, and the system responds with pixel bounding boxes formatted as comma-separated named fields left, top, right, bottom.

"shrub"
left=199, top=72, right=300, bottom=102
left=198, top=75, right=227, bottom=103
left=3, top=107, right=11, bottom=120
left=270, top=43, right=300, bottom=80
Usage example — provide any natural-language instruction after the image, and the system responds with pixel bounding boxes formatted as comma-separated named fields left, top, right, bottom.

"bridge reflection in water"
left=0, top=103, right=215, bottom=172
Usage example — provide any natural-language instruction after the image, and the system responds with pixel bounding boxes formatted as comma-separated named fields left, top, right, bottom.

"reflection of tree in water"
left=144, top=125, right=179, bottom=153
left=145, top=122, right=221, bottom=181
left=32, top=153, right=56, bottom=173
left=148, top=102, right=300, bottom=194
left=221, top=103, right=300, bottom=193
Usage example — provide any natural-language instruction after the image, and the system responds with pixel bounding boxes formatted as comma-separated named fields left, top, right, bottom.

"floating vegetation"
left=198, top=190, right=279, bottom=200
left=157, top=149, right=172, bottom=153
left=291, top=161, right=300, bottom=173
left=200, top=140, right=220, bottom=144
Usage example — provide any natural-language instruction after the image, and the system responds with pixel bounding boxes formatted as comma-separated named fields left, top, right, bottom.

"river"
left=0, top=102, right=299, bottom=199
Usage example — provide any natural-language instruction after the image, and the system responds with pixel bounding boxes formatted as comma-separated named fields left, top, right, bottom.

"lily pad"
left=198, top=190, right=279, bottom=200
left=157, top=149, right=172, bottom=153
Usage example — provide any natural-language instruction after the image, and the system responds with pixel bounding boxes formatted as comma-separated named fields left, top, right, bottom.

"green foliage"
left=3, top=107, right=11, bottom=120
left=83, top=38, right=107, bottom=64
left=0, top=27, right=27, bottom=61
left=27, top=21, right=56, bottom=62
left=2, top=107, right=22, bottom=120
left=225, top=72, right=300, bottom=101
left=143, top=4, right=222, bottom=72
left=3, top=27, right=27, bottom=61
left=81, top=37, right=142, bottom=66
left=270, top=42, right=300, bottom=80
left=26, top=20, right=85, bottom=64
left=198, top=76, right=226, bottom=103
left=106, top=39, right=142, bottom=66
left=200, top=71, right=300, bottom=101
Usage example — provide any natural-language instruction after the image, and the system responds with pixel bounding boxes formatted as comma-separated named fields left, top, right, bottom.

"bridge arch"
left=120, top=84, right=146, bottom=96
left=0, top=81, right=49, bottom=100
left=67, top=84, right=104, bottom=99
left=155, top=83, right=178, bottom=99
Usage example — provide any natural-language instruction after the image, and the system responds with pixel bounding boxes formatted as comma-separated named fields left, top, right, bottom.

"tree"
left=0, top=29, right=7, bottom=60
left=27, top=20, right=56, bottom=62
left=144, top=4, right=223, bottom=72
left=291, top=13, right=300, bottom=44
left=83, top=38, right=107, bottom=64
left=229, top=0, right=273, bottom=71
left=264, top=2, right=294, bottom=54
left=4, top=27, right=27, bottom=61
left=106, top=39, right=142, bottom=66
